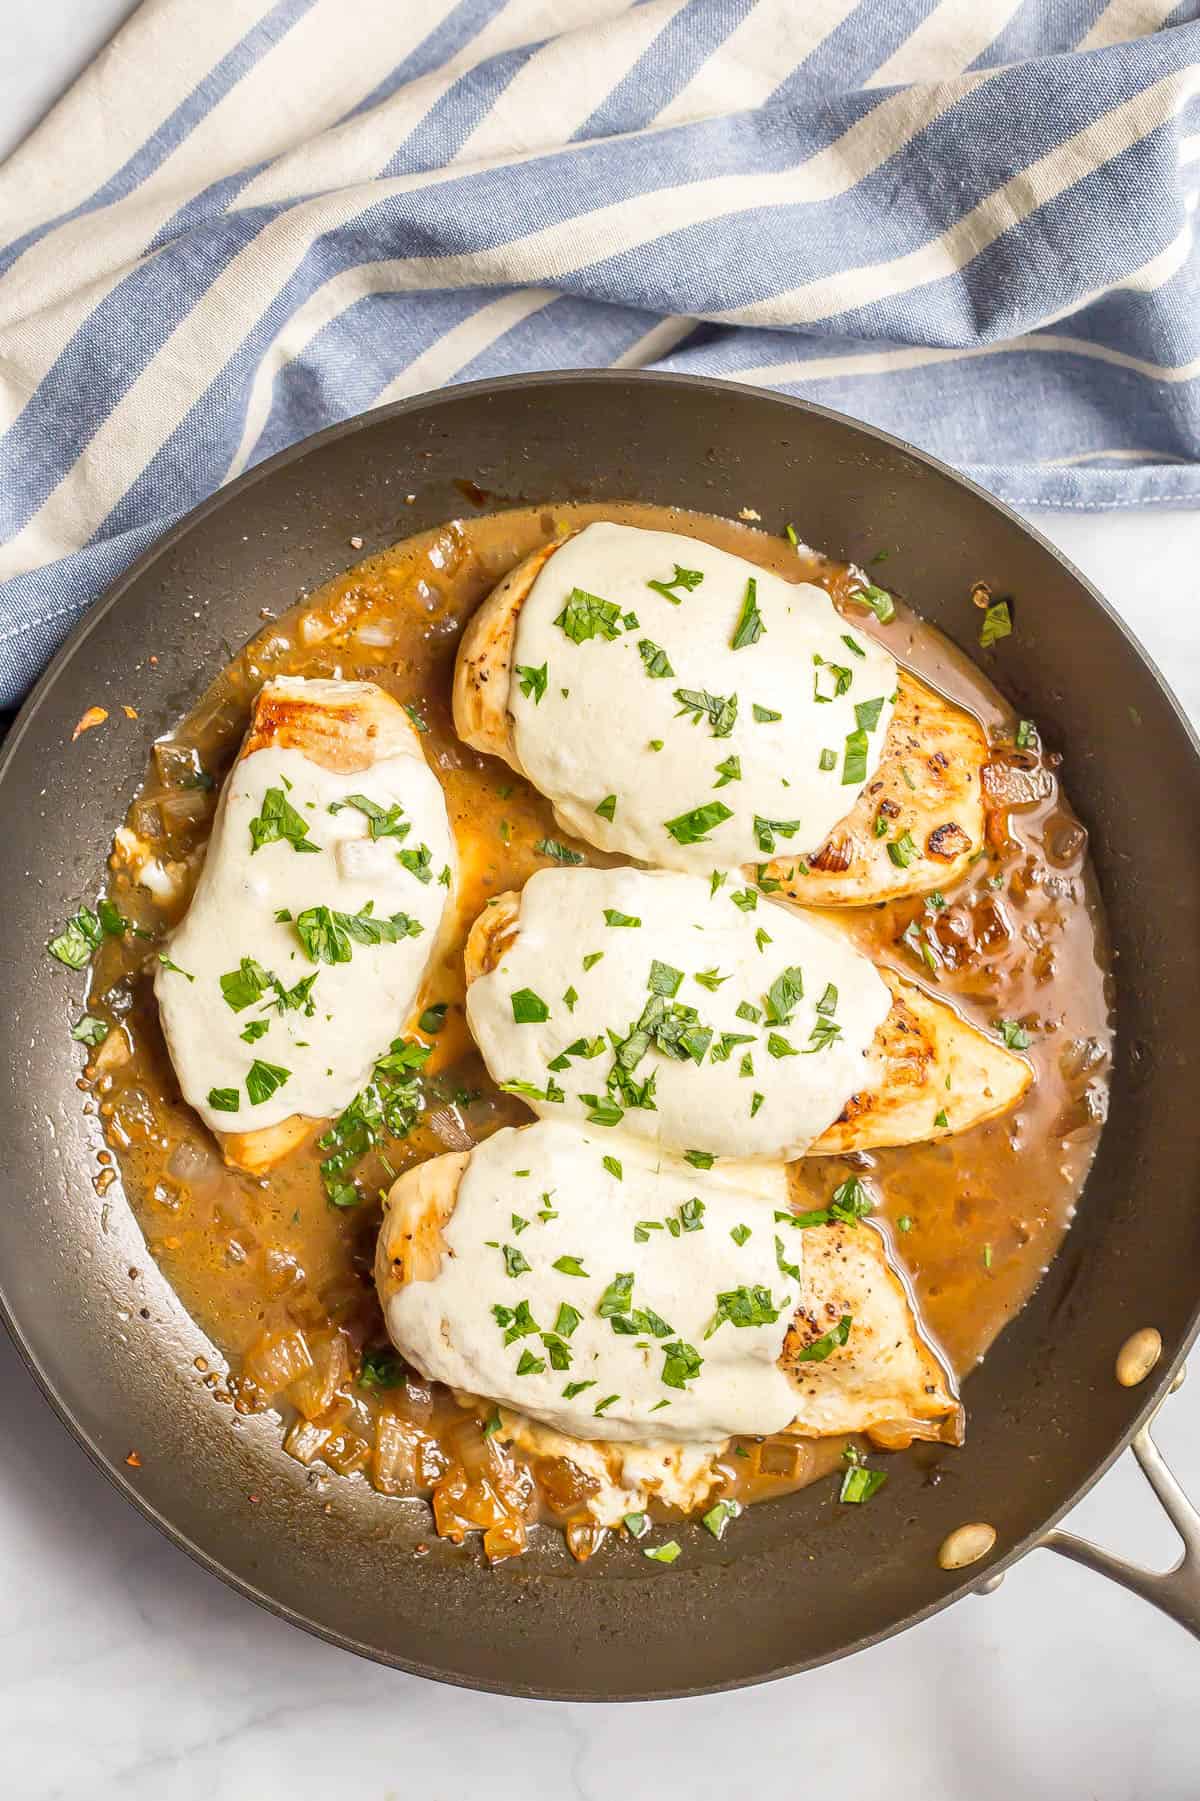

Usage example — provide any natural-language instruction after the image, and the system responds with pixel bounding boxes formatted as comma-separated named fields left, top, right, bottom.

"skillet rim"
left=0, top=368, right=1197, bottom=1699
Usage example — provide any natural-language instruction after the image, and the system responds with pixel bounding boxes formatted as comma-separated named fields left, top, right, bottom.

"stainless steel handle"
left=1038, top=1367, right=1200, bottom=1639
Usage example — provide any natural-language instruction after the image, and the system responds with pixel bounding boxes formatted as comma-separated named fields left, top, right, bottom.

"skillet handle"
left=1038, top=1368, right=1200, bottom=1640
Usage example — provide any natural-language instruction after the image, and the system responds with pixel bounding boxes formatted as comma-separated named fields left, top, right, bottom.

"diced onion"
left=355, top=619, right=399, bottom=647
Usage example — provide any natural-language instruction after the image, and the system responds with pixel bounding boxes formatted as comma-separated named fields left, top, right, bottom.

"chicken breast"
left=375, top=1121, right=960, bottom=1451
left=155, top=676, right=455, bottom=1172
left=464, top=871, right=1030, bottom=1160
left=453, top=523, right=985, bottom=901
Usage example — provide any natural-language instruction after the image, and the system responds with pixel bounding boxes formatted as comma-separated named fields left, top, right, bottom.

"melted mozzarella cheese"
left=156, top=744, right=453, bottom=1133
left=509, top=521, right=897, bottom=873
left=385, top=1121, right=798, bottom=1443
left=466, top=866, right=892, bottom=1160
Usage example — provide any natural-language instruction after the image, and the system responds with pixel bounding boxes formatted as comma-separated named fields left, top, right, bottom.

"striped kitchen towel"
left=1, top=0, right=1199, bottom=708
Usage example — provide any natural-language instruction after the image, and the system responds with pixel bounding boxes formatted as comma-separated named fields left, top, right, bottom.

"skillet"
left=0, top=371, right=1197, bottom=1698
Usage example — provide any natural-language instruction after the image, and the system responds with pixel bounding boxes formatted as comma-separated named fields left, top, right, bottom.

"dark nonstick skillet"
left=1, top=372, right=1197, bottom=1699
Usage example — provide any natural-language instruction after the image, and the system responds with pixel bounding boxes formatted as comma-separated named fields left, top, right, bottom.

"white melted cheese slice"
left=156, top=743, right=454, bottom=1133
left=509, top=521, right=898, bottom=872
left=385, top=1120, right=798, bottom=1443
left=466, top=866, right=892, bottom=1161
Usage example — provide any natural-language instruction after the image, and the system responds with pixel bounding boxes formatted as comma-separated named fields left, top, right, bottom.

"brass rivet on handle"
left=938, top=1522, right=997, bottom=1571
left=1115, top=1327, right=1162, bottom=1389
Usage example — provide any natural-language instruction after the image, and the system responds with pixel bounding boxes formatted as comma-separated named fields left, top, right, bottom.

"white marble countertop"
left=2, top=11, right=1199, bottom=1798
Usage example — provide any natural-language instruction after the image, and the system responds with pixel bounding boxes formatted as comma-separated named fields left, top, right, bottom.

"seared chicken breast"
left=375, top=1121, right=960, bottom=1448
left=156, top=676, right=454, bottom=1172
left=464, top=870, right=1030, bottom=1160
left=453, top=522, right=985, bottom=901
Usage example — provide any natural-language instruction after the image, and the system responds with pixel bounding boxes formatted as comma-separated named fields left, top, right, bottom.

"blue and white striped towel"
left=1, top=0, right=1199, bottom=708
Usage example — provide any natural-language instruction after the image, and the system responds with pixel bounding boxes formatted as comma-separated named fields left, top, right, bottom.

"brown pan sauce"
left=83, top=501, right=1112, bottom=1563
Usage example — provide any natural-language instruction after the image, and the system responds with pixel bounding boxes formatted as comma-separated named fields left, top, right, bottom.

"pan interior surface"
left=1, top=374, right=1198, bottom=1699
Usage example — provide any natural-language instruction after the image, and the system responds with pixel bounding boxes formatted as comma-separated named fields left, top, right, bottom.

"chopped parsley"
left=887, top=831, right=918, bottom=869
left=842, top=728, right=869, bottom=785
left=840, top=1445, right=888, bottom=1504
left=295, top=903, right=422, bottom=964
left=245, top=1059, right=290, bottom=1106
left=647, top=563, right=703, bottom=603
left=500, top=1076, right=565, bottom=1104
left=240, top=1019, right=270, bottom=1043
left=693, top=967, right=729, bottom=993
left=813, top=657, right=852, bottom=703
left=752, top=703, right=782, bottom=723
left=623, top=1510, right=650, bottom=1539
left=638, top=638, right=675, bottom=679
left=595, top=794, right=617, bottom=823
left=995, top=1017, right=1031, bottom=1050
left=593, top=1393, right=620, bottom=1417
left=714, top=754, right=741, bottom=787
left=563, top=1380, right=596, bottom=1399
left=502, top=1244, right=531, bottom=1278
left=855, top=696, right=885, bottom=733
left=794, top=1314, right=852, bottom=1362
left=535, top=837, right=585, bottom=865
left=804, top=1018, right=842, bottom=1053
left=207, top=1087, right=240, bottom=1113
left=553, top=1255, right=589, bottom=1278
left=661, top=1340, right=703, bottom=1389
left=397, top=842, right=434, bottom=883
left=674, top=686, right=737, bottom=738
left=818, top=748, right=837, bottom=771
left=359, top=1348, right=406, bottom=1391
left=515, top=661, right=548, bottom=703
left=563, top=985, right=579, bottom=1012
left=705, top=1285, right=785, bottom=1338
left=664, top=800, right=733, bottom=845
left=764, top=965, right=804, bottom=1026
left=555, top=587, right=622, bottom=642
left=702, top=1498, right=743, bottom=1539
left=980, top=598, right=1013, bottom=647
left=731, top=577, right=764, bottom=649
left=344, top=793, right=409, bottom=840
left=597, top=1272, right=635, bottom=1317
left=642, top=1541, right=681, bottom=1563
left=731, top=1223, right=752, bottom=1247
left=48, top=905, right=106, bottom=968
left=934, top=1108, right=949, bottom=1129
left=602, top=1155, right=623, bottom=1181
left=582, top=951, right=604, bottom=971
left=649, top=959, right=684, bottom=997
left=511, top=986, right=550, bottom=1024
left=220, top=956, right=273, bottom=1012
left=1015, top=718, right=1037, bottom=750
left=418, top=1001, right=448, bottom=1035
left=753, top=815, right=801, bottom=855
left=603, top=908, right=641, bottom=928
left=851, top=583, right=896, bottom=624
left=249, top=787, right=320, bottom=855
left=766, top=1032, right=798, bottom=1059
left=158, top=954, right=194, bottom=981
left=71, top=1015, right=108, bottom=1047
